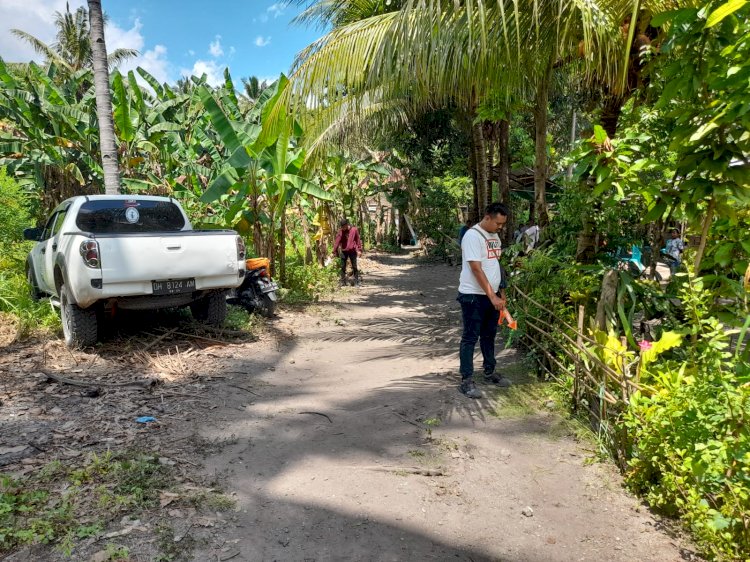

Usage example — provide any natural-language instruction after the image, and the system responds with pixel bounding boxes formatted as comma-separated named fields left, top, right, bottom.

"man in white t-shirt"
left=457, top=202, right=513, bottom=398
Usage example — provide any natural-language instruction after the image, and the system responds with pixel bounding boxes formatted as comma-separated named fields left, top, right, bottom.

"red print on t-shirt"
left=486, top=239, right=501, bottom=259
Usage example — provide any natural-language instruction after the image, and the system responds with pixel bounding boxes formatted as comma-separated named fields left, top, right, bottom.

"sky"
left=0, top=0, right=325, bottom=87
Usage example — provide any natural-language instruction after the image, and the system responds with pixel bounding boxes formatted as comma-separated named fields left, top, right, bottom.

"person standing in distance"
left=664, top=228, right=685, bottom=276
left=457, top=202, right=513, bottom=398
left=332, top=218, right=362, bottom=287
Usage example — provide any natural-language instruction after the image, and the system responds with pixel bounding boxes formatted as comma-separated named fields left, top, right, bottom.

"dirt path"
left=189, top=253, right=693, bottom=562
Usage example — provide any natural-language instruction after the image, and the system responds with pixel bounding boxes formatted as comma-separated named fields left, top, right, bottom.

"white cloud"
left=181, top=59, right=225, bottom=87
left=228, top=46, right=236, bottom=57
left=267, top=3, right=285, bottom=18
left=208, top=35, right=223, bottom=58
left=121, top=44, right=170, bottom=85
left=0, top=0, right=85, bottom=63
left=0, top=0, right=175, bottom=85
left=255, top=36, right=271, bottom=48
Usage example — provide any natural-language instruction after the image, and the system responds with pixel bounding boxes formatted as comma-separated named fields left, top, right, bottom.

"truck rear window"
left=76, top=199, right=186, bottom=233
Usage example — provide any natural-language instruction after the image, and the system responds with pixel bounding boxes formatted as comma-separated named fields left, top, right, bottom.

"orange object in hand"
left=498, top=306, right=517, bottom=330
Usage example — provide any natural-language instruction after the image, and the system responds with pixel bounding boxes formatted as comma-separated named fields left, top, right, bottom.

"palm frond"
left=10, top=29, right=71, bottom=71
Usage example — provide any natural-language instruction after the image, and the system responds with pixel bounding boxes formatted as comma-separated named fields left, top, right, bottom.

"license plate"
left=152, top=278, right=196, bottom=295
left=260, top=281, right=279, bottom=294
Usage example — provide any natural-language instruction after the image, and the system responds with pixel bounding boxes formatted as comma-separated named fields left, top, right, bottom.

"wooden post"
left=620, top=335, right=628, bottom=402
left=574, top=305, right=584, bottom=410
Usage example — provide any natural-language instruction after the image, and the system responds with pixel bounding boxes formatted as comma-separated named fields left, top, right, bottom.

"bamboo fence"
left=510, top=285, right=644, bottom=437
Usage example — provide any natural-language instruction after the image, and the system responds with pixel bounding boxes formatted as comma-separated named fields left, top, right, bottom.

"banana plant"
left=0, top=59, right=101, bottom=215
left=197, top=73, right=331, bottom=277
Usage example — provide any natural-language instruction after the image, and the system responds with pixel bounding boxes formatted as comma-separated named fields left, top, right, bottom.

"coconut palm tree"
left=284, top=0, right=688, bottom=226
left=88, top=0, right=120, bottom=194
left=11, top=3, right=137, bottom=75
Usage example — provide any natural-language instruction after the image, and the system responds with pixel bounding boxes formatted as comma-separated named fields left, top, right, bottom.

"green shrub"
left=281, top=258, right=339, bottom=304
left=0, top=170, right=59, bottom=339
left=0, top=168, right=32, bottom=243
left=624, top=278, right=750, bottom=560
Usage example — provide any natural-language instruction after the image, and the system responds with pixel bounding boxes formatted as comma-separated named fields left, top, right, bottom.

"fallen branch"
left=164, top=331, right=234, bottom=345
left=228, top=384, right=260, bottom=396
left=348, top=466, right=445, bottom=476
left=297, top=411, right=332, bottom=423
left=41, top=369, right=155, bottom=389
left=142, top=327, right=179, bottom=351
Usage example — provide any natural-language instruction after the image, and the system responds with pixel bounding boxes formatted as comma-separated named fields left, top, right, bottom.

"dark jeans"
left=340, top=251, right=359, bottom=283
left=457, top=292, right=500, bottom=380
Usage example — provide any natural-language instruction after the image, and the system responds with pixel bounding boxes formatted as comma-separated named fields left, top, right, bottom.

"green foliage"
left=0, top=169, right=31, bottom=243
left=413, top=172, right=472, bottom=258
left=0, top=452, right=173, bottom=554
left=624, top=278, right=750, bottom=560
left=281, top=257, right=339, bottom=304
left=0, top=169, right=59, bottom=338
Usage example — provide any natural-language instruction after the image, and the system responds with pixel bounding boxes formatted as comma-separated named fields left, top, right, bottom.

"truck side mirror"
left=23, top=227, right=42, bottom=241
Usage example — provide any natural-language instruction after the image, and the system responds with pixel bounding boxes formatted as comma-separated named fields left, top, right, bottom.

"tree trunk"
left=498, top=118, right=512, bottom=244
left=567, top=109, right=577, bottom=180
left=533, top=60, right=553, bottom=228
left=388, top=205, right=396, bottom=245
left=298, top=202, right=313, bottom=265
left=88, top=0, right=120, bottom=195
left=694, top=197, right=715, bottom=273
left=468, top=139, right=479, bottom=223
left=375, top=194, right=384, bottom=246
left=472, top=120, right=488, bottom=216
left=278, top=210, right=287, bottom=283
left=398, top=209, right=410, bottom=246
left=601, top=94, right=626, bottom=138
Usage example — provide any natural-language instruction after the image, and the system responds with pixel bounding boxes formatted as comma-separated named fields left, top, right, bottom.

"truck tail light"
left=236, top=236, right=246, bottom=261
left=79, top=240, right=101, bottom=269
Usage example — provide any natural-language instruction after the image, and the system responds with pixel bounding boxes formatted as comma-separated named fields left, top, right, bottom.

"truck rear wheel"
left=190, top=291, right=227, bottom=327
left=60, top=283, right=98, bottom=348
left=26, top=264, right=43, bottom=301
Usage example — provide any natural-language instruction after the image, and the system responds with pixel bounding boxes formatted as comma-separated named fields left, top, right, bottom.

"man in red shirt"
left=332, top=218, right=362, bottom=287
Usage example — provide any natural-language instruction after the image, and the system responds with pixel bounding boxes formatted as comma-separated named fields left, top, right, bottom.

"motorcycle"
left=229, top=258, right=278, bottom=317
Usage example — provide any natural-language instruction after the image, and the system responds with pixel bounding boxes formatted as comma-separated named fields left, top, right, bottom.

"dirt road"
left=190, top=253, right=693, bottom=561
left=0, top=252, right=695, bottom=561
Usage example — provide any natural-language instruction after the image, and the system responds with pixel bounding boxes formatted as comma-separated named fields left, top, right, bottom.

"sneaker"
left=459, top=379, right=482, bottom=399
left=484, top=373, right=512, bottom=387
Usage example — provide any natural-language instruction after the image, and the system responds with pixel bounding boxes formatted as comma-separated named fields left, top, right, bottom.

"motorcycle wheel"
left=259, top=294, right=276, bottom=318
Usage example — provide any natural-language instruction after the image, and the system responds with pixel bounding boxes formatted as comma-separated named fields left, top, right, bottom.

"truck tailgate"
left=97, top=232, right=239, bottom=285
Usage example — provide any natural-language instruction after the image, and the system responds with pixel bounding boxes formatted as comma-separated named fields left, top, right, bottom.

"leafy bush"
left=0, top=170, right=59, bottom=339
left=281, top=258, right=339, bottom=304
left=624, top=278, right=750, bottom=560
left=0, top=168, right=31, bottom=242
left=413, top=172, right=472, bottom=258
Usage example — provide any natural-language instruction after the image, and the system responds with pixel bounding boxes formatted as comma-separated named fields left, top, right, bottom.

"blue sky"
left=0, top=0, right=325, bottom=87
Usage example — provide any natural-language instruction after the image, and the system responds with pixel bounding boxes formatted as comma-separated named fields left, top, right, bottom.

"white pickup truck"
left=24, top=195, right=246, bottom=348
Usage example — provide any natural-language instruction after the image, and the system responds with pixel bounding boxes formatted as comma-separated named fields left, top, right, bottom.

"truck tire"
left=26, top=264, right=43, bottom=301
left=190, top=291, right=227, bottom=327
left=60, top=283, right=98, bottom=348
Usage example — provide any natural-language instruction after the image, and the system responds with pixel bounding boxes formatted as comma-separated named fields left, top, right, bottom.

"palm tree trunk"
left=472, top=120, right=488, bottom=216
left=498, top=118, right=512, bottom=244
left=533, top=60, right=553, bottom=228
left=468, top=138, right=479, bottom=223
left=87, top=0, right=120, bottom=195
